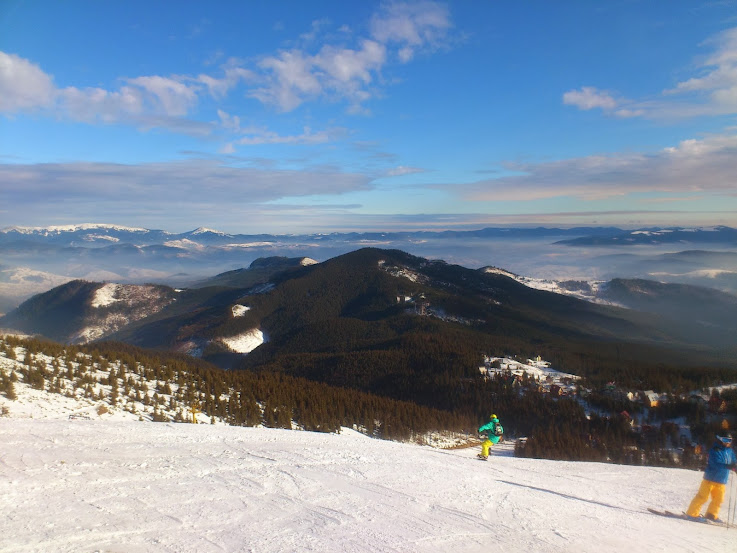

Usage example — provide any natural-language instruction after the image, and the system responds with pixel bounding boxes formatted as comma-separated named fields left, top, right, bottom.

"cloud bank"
left=457, top=132, right=737, bottom=202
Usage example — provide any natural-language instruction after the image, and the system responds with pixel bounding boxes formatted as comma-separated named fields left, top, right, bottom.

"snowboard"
left=476, top=454, right=488, bottom=461
left=647, top=508, right=728, bottom=528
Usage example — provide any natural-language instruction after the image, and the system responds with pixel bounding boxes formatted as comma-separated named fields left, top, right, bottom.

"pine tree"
left=5, top=379, right=17, bottom=400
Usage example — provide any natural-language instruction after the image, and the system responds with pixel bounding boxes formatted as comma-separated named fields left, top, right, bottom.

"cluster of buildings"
left=479, top=356, right=580, bottom=396
left=480, top=355, right=735, bottom=419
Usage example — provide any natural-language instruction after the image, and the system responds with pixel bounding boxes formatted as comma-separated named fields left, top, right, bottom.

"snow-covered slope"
left=481, top=267, right=613, bottom=304
left=0, top=368, right=732, bottom=552
left=2, top=421, right=731, bottom=553
left=75, top=283, right=177, bottom=343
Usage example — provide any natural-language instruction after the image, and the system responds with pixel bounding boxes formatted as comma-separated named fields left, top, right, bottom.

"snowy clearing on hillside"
left=91, top=283, right=122, bottom=307
left=481, top=267, right=618, bottom=305
left=218, top=328, right=266, bottom=353
left=163, top=238, right=206, bottom=251
left=66, top=283, right=176, bottom=343
left=231, top=304, right=251, bottom=317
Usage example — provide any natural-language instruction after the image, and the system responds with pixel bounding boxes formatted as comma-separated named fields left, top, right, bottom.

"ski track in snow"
left=0, top=420, right=733, bottom=553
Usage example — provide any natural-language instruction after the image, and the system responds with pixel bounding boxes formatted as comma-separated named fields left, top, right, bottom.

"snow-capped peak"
left=482, top=266, right=518, bottom=279
left=189, top=227, right=228, bottom=236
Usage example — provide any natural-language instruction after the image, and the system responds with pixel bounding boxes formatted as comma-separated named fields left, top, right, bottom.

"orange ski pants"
left=686, top=479, right=726, bottom=519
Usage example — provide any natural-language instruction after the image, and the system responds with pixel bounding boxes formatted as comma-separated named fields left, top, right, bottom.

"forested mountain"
left=4, top=248, right=737, bottom=367
left=0, top=280, right=177, bottom=344
left=191, top=256, right=317, bottom=288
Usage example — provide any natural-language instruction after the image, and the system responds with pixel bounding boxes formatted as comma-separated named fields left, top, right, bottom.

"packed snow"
left=218, top=328, right=266, bottom=353
left=1, top=417, right=733, bottom=552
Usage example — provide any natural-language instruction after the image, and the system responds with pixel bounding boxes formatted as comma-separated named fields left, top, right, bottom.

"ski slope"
left=1, top=414, right=734, bottom=553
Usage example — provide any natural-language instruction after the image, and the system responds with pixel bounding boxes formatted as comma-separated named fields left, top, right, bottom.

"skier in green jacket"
left=478, top=414, right=503, bottom=460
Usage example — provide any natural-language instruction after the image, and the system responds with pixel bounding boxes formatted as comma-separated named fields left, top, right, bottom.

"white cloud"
left=234, top=126, right=337, bottom=146
left=250, top=39, right=388, bottom=112
left=562, top=86, right=618, bottom=111
left=217, top=109, right=240, bottom=131
left=370, top=1, right=452, bottom=62
left=59, top=85, right=144, bottom=122
left=0, top=51, right=56, bottom=112
left=197, top=65, right=255, bottom=98
left=386, top=165, right=425, bottom=177
left=0, top=3, right=457, bottom=128
left=249, top=2, right=452, bottom=112
left=665, top=26, right=737, bottom=114
left=0, top=159, right=373, bottom=206
left=252, top=50, right=322, bottom=111
left=0, top=51, right=209, bottom=133
left=316, top=40, right=386, bottom=85
left=126, top=76, right=198, bottom=117
left=454, top=132, right=737, bottom=202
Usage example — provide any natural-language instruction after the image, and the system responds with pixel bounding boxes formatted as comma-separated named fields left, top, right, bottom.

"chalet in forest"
left=641, top=391, right=660, bottom=408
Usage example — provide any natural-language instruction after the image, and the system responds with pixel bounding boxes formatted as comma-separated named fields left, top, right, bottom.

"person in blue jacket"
left=477, top=414, right=503, bottom=460
left=686, top=433, right=737, bottom=522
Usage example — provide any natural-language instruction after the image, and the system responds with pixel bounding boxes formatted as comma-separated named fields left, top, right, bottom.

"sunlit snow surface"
left=218, top=328, right=265, bottom=353
left=0, top=403, right=732, bottom=552
left=231, top=304, right=251, bottom=317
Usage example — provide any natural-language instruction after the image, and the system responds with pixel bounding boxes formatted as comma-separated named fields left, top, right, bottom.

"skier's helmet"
left=491, top=413, right=498, bottom=420
left=716, top=433, right=733, bottom=446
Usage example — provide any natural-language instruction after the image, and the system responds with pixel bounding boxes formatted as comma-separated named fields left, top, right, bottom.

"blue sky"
left=2, top=1, right=737, bottom=233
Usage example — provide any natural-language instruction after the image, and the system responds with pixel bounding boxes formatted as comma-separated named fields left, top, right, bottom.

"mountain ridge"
left=4, top=248, right=736, bottom=390
left=4, top=223, right=737, bottom=313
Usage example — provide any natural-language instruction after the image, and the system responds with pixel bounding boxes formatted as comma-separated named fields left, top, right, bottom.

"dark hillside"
left=192, top=256, right=313, bottom=289
left=0, top=280, right=99, bottom=341
left=0, top=280, right=177, bottom=344
left=598, top=278, right=737, bottom=348
left=230, top=248, right=736, bottom=413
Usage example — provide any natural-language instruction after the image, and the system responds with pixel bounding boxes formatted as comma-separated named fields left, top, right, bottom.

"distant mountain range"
left=4, top=223, right=737, bottom=247
left=2, top=223, right=737, bottom=316
left=554, top=226, right=737, bottom=246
